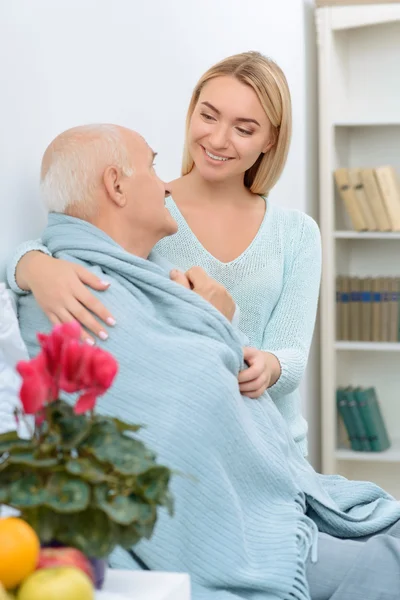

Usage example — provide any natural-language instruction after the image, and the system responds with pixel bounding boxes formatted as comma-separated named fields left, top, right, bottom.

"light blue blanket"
left=18, top=214, right=400, bottom=600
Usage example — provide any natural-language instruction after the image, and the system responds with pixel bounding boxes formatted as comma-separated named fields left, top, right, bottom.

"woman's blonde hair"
left=181, top=51, right=292, bottom=196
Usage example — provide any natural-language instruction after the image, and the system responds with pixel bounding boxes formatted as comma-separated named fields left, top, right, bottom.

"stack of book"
left=336, top=276, right=400, bottom=341
left=334, top=166, right=400, bottom=231
left=337, top=386, right=391, bottom=452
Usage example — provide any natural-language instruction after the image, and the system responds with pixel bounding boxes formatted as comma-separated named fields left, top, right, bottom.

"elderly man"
left=18, top=124, right=400, bottom=600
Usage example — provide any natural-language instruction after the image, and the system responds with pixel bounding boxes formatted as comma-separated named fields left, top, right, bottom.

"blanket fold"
left=18, top=214, right=400, bottom=600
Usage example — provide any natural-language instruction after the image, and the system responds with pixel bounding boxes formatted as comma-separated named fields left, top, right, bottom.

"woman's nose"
left=208, top=124, right=230, bottom=150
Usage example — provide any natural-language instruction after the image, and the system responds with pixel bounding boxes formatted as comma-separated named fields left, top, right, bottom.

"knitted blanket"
left=18, top=214, right=400, bottom=600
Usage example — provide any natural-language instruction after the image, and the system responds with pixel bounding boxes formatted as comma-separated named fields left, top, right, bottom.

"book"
left=389, top=278, right=399, bottom=343
left=374, top=166, right=400, bottom=231
left=371, top=278, right=382, bottom=342
left=349, top=276, right=361, bottom=341
left=381, top=277, right=391, bottom=342
left=338, top=386, right=390, bottom=453
left=334, top=169, right=367, bottom=231
left=348, top=168, right=377, bottom=231
left=360, top=277, right=372, bottom=342
left=358, top=388, right=391, bottom=452
left=360, top=168, right=391, bottom=232
left=340, top=276, right=350, bottom=340
left=336, top=276, right=342, bottom=341
left=343, top=387, right=371, bottom=451
left=337, top=388, right=362, bottom=451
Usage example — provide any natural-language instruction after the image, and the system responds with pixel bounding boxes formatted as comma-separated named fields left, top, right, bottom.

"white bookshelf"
left=316, top=4, right=400, bottom=499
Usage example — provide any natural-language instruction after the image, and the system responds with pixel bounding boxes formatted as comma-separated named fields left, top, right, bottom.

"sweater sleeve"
left=6, top=239, right=51, bottom=295
left=262, top=214, right=321, bottom=400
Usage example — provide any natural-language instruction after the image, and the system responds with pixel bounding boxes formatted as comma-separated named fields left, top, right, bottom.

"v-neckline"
left=167, top=196, right=270, bottom=267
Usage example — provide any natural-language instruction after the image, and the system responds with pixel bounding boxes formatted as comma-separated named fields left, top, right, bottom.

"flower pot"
left=41, top=541, right=107, bottom=590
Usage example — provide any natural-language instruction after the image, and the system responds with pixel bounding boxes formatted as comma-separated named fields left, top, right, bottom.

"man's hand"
left=238, top=348, right=281, bottom=399
left=170, top=267, right=235, bottom=321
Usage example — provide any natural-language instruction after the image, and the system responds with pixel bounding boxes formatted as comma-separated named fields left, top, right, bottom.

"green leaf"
left=56, top=509, right=117, bottom=558
left=50, top=400, right=92, bottom=449
left=8, top=452, right=59, bottom=469
left=159, top=490, right=175, bottom=517
left=82, top=421, right=154, bottom=475
left=9, top=473, right=47, bottom=508
left=45, top=473, right=90, bottom=513
left=65, top=457, right=112, bottom=484
left=22, top=507, right=58, bottom=543
left=39, top=431, right=62, bottom=454
left=0, top=431, right=34, bottom=454
left=136, top=466, right=171, bottom=503
left=109, top=417, right=143, bottom=434
left=94, top=485, right=142, bottom=525
left=115, top=522, right=143, bottom=549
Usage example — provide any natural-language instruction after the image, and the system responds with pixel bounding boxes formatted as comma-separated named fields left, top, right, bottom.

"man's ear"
left=103, top=166, right=126, bottom=207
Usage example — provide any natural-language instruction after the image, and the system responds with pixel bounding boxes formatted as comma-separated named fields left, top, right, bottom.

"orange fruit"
left=0, top=518, right=40, bottom=590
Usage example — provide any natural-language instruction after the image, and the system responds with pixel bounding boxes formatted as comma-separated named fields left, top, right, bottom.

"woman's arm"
left=261, top=213, right=322, bottom=400
left=6, top=239, right=51, bottom=294
left=6, top=241, right=115, bottom=342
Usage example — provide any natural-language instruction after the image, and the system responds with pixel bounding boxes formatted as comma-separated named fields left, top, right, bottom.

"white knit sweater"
left=7, top=197, right=321, bottom=455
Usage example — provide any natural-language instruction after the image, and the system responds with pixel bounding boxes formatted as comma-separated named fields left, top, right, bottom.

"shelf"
left=334, top=120, right=400, bottom=128
left=334, top=231, right=400, bottom=239
left=335, top=342, right=400, bottom=352
left=336, top=440, right=400, bottom=463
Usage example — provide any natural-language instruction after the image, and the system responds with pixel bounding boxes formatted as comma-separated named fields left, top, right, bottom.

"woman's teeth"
left=205, top=149, right=229, bottom=161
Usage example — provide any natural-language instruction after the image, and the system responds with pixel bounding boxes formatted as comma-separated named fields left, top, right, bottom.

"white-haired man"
left=17, top=124, right=236, bottom=323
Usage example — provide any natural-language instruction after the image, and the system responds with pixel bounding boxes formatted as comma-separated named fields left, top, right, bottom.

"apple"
left=37, top=548, right=94, bottom=583
left=0, top=582, right=14, bottom=600
left=17, top=567, right=93, bottom=600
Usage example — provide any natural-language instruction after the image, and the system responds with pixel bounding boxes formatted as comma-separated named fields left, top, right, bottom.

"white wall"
left=0, top=0, right=320, bottom=465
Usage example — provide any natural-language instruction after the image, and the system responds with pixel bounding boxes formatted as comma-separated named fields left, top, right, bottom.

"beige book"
left=336, top=276, right=342, bottom=341
left=340, top=276, right=350, bottom=341
left=349, top=276, right=361, bottom=341
left=371, top=278, right=381, bottom=342
left=381, top=277, right=391, bottom=342
left=389, top=278, right=399, bottom=343
left=361, top=277, right=372, bottom=342
left=375, top=166, right=400, bottom=231
left=360, top=169, right=391, bottom=232
left=348, top=168, right=377, bottom=231
left=334, top=169, right=367, bottom=231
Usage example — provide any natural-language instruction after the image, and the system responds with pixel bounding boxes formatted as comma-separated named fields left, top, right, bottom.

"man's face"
left=122, top=132, right=178, bottom=240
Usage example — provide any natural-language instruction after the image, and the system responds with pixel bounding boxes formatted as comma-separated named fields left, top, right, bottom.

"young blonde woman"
left=7, top=51, right=321, bottom=457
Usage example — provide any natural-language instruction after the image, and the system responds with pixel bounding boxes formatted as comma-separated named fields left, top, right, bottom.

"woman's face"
left=188, top=75, right=274, bottom=184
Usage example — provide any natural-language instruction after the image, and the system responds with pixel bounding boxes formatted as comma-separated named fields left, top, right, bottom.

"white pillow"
left=0, top=283, right=29, bottom=434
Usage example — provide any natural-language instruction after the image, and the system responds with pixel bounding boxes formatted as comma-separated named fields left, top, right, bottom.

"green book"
left=343, top=387, right=371, bottom=451
left=366, top=387, right=391, bottom=451
left=353, top=387, right=380, bottom=451
left=336, top=387, right=362, bottom=451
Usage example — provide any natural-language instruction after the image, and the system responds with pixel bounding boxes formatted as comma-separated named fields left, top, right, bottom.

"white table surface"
left=96, top=570, right=191, bottom=600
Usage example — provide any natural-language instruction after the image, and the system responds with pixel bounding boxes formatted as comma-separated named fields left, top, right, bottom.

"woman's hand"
left=16, top=251, right=116, bottom=343
left=238, top=347, right=281, bottom=399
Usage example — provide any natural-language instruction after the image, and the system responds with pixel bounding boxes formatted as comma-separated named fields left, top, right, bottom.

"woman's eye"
left=236, top=127, right=253, bottom=136
left=201, top=113, right=215, bottom=121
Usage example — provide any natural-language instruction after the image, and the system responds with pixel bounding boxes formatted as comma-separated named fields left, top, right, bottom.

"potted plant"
left=0, top=321, right=173, bottom=589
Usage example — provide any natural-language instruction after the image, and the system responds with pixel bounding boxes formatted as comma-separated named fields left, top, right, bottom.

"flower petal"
left=74, top=392, right=97, bottom=414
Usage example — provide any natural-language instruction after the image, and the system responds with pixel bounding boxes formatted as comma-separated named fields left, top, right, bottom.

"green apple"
left=17, top=567, right=93, bottom=600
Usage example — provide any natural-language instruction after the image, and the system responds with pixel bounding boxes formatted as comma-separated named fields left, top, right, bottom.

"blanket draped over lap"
left=18, top=214, right=400, bottom=600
